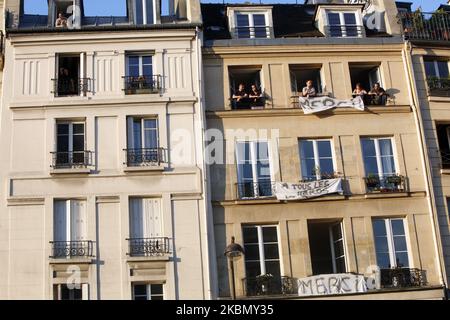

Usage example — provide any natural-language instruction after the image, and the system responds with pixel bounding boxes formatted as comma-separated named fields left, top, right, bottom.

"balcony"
left=124, top=148, right=166, bottom=167
left=325, top=25, right=364, bottom=38
left=426, top=77, right=450, bottom=97
left=399, top=11, right=450, bottom=42
left=380, top=268, right=427, bottom=289
left=50, top=240, right=94, bottom=259
left=232, top=26, right=272, bottom=39
left=52, top=77, right=92, bottom=97
left=127, top=237, right=171, bottom=257
left=363, top=174, right=407, bottom=193
left=242, top=276, right=298, bottom=297
left=236, top=180, right=275, bottom=200
left=123, top=75, right=162, bottom=95
left=51, top=151, right=94, bottom=169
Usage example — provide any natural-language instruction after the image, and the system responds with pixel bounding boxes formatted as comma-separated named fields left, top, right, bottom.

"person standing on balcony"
left=302, top=80, right=317, bottom=98
left=249, top=84, right=264, bottom=107
left=352, top=83, right=367, bottom=97
left=232, top=83, right=249, bottom=109
left=55, top=13, right=68, bottom=28
left=368, top=83, right=388, bottom=105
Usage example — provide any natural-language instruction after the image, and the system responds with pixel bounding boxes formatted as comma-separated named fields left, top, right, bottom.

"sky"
left=23, top=0, right=446, bottom=16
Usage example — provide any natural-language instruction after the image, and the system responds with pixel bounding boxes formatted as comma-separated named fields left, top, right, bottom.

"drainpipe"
left=194, top=25, right=219, bottom=300
left=402, top=40, right=448, bottom=293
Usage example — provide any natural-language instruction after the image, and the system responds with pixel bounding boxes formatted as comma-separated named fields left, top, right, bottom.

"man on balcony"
left=302, top=80, right=317, bottom=98
left=55, top=13, right=68, bottom=28
left=232, top=83, right=250, bottom=109
left=368, top=83, right=388, bottom=105
left=249, top=84, right=264, bottom=108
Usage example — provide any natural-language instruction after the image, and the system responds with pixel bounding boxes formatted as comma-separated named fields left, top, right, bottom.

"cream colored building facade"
left=0, top=0, right=216, bottom=300
left=203, top=0, right=447, bottom=299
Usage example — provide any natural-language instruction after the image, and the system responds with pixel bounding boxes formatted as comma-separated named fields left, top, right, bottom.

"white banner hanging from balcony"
left=274, top=179, right=343, bottom=201
left=298, top=96, right=364, bottom=114
left=297, top=273, right=368, bottom=297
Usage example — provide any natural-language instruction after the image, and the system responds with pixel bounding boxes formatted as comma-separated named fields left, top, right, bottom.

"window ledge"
left=49, top=257, right=94, bottom=264
left=440, top=168, right=450, bottom=174
left=235, top=198, right=280, bottom=205
left=123, top=165, right=165, bottom=173
left=364, top=192, right=409, bottom=199
left=126, top=255, right=170, bottom=263
left=50, top=168, right=91, bottom=175
left=427, top=95, right=450, bottom=102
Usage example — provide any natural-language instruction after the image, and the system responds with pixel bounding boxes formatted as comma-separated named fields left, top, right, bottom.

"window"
left=128, top=198, right=166, bottom=257
left=229, top=65, right=264, bottom=110
left=361, top=137, right=396, bottom=177
left=132, top=283, right=164, bottom=300
left=349, top=63, right=386, bottom=105
left=236, top=141, right=272, bottom=199
left=234, top=12, right=270, bottom=39
left=125, top=54, right=159, bottom=94
left=53, top=284, right=89, bottom=300
left=373, top=218, right=410, bottom=269
left=243, top=225, right=281, bottom=278
left=290, top=64, right=323, bottom=95
left=52, top=199, right=91, bottom=258
left=436, top=124, right=450, bottom=169
left=327, top=11, right=362, bottom=37
left=133, top=0, right=155, bottom=25
left=54, top=121, right=87, bottom=168
left=299, top=139, right=335, bottom=180
left=308, top=221, right=347, bottom=275
left=126, top=117, right=161, bottom=166
left=424, top=59, right=449, bottom=79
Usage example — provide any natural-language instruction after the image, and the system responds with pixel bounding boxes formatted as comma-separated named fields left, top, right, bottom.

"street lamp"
left=224, top=236, right=244, bottom=300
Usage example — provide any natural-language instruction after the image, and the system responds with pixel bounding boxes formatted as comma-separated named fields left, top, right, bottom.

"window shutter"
left=54, top=200, right=69, bottom=242
left=70, top=200, right=87, bottom=241
left=129, top=198, right=144, bottom=239
left=82, top=283, right=89, bottom=300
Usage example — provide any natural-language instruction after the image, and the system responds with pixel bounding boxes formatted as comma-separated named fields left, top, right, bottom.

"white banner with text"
left=274, top=179, right=343, bottom=200
left=299, top=96, right=364, bottom=114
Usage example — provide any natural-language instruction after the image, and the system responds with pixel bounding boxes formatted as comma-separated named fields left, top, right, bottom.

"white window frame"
left=132, top=283, right=164, bottom=300
left=328, top=222, right=347, bottom=274
left=299, top=138, right=336, bottom=180
left=361, top=137, right=398, bottom=178
left=227, top=7, right=273, bottom=39
left=56, top=121, right=86, bottom=154
left=242, top=224, right=282, bottom=276
left=55, top=53, right=86, bottom=97
left=373, top=218, right=411, bottom=269
left=235, top=140, right=274, bottom=198
left=127, top=117, right=159, bottom=150
left=129, top=197, right=163, bottom=240
left=325, top=10, right=363, bottom=38
left=53, top=199, right=87, bottom=243
left=424, top=59, right=450, bottom=78
left=133, top=0, right=157, bottom=25
left=126, top=54, right=154, bottom=77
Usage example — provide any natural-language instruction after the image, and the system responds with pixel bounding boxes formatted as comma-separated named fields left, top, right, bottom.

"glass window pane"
left=239, top=163, right=253, bottom=180
left=262, top=226, right=278, bottom=242
left=72, top=123, right=84, bottom=134
left=364, top=157, right=379, bottom=176
left=437, top=61, right=449, bottom=78
left=133, top=284, right=147, bottom=296
left=151, top=284, right=163, bottom=295
left=344, top=13, right=356, bottom=25
left=424, top=61, right=437, bottom=77
left=378, top=139, right=393, bottom=156
left=144, top=119, right=157, bottom=129
left=395, top=252, right=409, bottom=268
left=128, top=56, right=139, bottom=65
left=135, top=0, right=143, bottom=25
left=302, top=159, right=316, bottom=179
left=257, top=162, right=270, bottom=178
left=245, top=261, right=261, bottom=278
left=144, top=130, right=158, bottom=149
left=300, top=140, right=314, bottom=158
left=317, top=140, right=332, bottom=157
left=263, top=244, right=279, bottom=260
left=128, top=65, right=140, bottom=77
left=236, top=14, right=249, bottom=27
left=375, top=236, right=389, bottom=253
left=331, top=224, right=342, bottom=240
left=334, top=241, right=344, bottom=257
left=253, top=14, right=266, bottom=26
left=381, top=156, right=396, bottom=175
left=361, top=139, right=376, bottom=157
left=376, top=252, right=391, bottom=269
left=57, top=123, right=69, bottom=135
left=256, top=142, right=269, bottom=160
left=243, top=227, right=258, bottom=243
left=72, top=135, right=84, bottom=151
left=373, top=219, right=387, bottom=236
left=142, top=64, right=152, bottom=77
left=319, top=159, right=334, bottom=176
left=264, top=261, right=281, bottom=277
left=393, top=236, right=408, bottom=252
left=391, top=219, right=405, bottom=236
left=145, top=0, right=154, bottom=24
left=328, top=13, right=341, bottom=25
left=57, top=135, right=69, bottom=152
left=236, top=142, right=250, bottom=162
left=244, top=244, right=260, bottom=261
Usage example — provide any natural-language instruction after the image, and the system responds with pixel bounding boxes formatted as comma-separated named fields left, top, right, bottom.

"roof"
left=201, top=3, right=392, bottom=41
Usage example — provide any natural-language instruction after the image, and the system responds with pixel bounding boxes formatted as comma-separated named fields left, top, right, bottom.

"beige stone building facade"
left=0, top=0, right=216, bottom=300
left=202, top=0, right=447, bottom=299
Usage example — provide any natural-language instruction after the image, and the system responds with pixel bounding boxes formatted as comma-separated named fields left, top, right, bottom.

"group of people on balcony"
left=231, top=83, right=265, bottom=109
left=352, top=82, right=389, bottom=105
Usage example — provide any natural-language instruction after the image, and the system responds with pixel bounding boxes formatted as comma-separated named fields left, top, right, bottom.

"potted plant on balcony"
left=135, top=75, right=152, bottom=94
left=365, top=173, right=380, bottom=191
left=255, top=273, right=274, bottom=295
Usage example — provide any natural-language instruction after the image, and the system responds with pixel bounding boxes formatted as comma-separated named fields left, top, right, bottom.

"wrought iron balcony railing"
left=124, top=148, right=166, bottom=167
left=123, top=75, right=162, bottom=95
left=126, top=237, right=171, bottom=257
left=363, top=174, right=406, bottom=193
left=426, top=77, right=450, bottom=97
left=399, top=11, right=450, bottom=42
left=51, top=150, right=93, bottom=169
left=50, top=240, right=94, bottom=259
left=380, top=268, right=427, bottom=289
left=242, top=276, right=298, bottom=297
left=236, top=180, right=275, bottom=200
left=232, top=26, right=272, bottom=39
left=52, top=77, right=92, bottom=97
left=325, top=25, right=364, bottom=38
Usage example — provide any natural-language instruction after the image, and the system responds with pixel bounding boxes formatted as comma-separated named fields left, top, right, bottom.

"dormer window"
left=227, top=7, right=273, bottom=39
left=327, top=11, right=361, bottom=37
left=133, top=0, right=155, bottom=25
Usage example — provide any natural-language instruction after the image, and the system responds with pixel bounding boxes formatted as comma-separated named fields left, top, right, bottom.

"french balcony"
left=236, top=180, right=275, bottom=200
left=242, top=276, right=298, bottom=297
left=325, top=25, right=364, bottom=38
left=380, top=268, right=427, bottom=289
left=399, top=11, right=450, bottom=42
left=363, top=174, right=407, bottom=193
left=52, top=77, right=92, bottom=97
left=50, top=240, right=94, bottom=259
left=230, top=96, right=266, bottom=110
left=123, top=148, right=166, bottom=167
left=426, top=77, right=450, bottom=97
left=126, top=237, right=171, bottom=257
left=123, top=75, right=162, bottom=95
left=51, top=150, right=94, bottom=170
left=231, top=26, right=272, bottom=39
